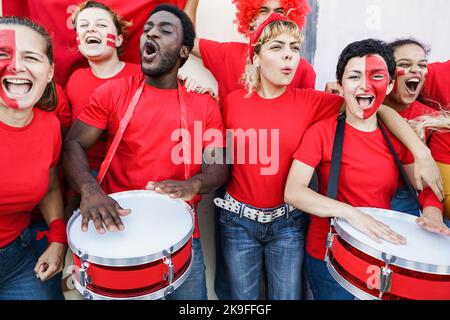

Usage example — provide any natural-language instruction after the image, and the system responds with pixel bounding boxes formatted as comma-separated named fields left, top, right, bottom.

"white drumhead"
left=68, top=190, right=193, bottom=261
left=336, top=207, right=450, bottom=266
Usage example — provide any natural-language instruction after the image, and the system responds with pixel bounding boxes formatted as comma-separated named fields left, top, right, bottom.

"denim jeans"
left=0, top=228, right=59, bottom=300
left=390, top=188, right=421, bottom=216
left=29, top=221, right=65, bottom=300
left=165, top=238, right=207, bottom=300
left=305, top=254, right=354, bottom=300
left=219, top=208, right=306, bottom=300
left=213, top=186, right=232, bottom=300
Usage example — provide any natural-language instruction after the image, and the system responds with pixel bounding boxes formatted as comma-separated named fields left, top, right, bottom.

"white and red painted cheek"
left=0, top=29, right=19, bottom=109
left=351, top=55, right=390, bottom=119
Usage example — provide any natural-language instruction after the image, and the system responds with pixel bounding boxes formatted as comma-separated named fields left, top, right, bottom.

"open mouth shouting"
left=2, top=77, right=33, bottom=98
left=85, top=35, right=102, bottom=46
left=356, top=93, right=375, bottom=109
left=404, top=77, right=421, bottom=95
left=143, top=40, right=159, bottom=61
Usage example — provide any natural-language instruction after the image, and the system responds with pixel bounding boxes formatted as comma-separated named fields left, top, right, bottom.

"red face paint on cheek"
left=363, top=55, right=389, bottom=119
left=0, top=29, right=19, bottom=109
left=106, top=33, right=116, bottom=49
left=393, top=68, right=406, bottom=94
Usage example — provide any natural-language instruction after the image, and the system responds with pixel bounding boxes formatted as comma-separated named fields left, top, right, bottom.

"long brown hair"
left=0, top=16, right=57, bottom=111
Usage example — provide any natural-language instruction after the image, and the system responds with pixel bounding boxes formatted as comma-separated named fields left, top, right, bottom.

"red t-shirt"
left=398, top=100, right=438, bottom=120
left=430, top=132, right=450, bottom=164
left=3, top=0, right=186, bottom=86
left=66, top=63, right=141, bottom=170
left=199, top=39, right=316, bottom=104
left=0, top=109, right=62, bottom=248
left=54, top=83, right=72, bottom=128
left=294, top=115, right=442, bottom=260
left=422, top=60, right=450, bottom=110
left=223, top=88, right=343, bottom=208
left=78, top=74, right=225, bottom=238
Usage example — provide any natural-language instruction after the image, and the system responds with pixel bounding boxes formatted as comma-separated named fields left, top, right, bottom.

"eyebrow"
left=397, top=58, right=428, bottom=63
left=270, top=40, right=299, bottom=45
left=23, top=50, right=44, bottom=57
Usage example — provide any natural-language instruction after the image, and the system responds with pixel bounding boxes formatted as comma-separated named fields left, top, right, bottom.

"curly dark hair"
left=150, top=4, right=195, bottom=67
left=336, top=39, right=396, bottom=85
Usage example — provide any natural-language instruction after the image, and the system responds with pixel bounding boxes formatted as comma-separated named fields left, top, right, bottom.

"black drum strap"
left=377, top=119, right=420, bottom=209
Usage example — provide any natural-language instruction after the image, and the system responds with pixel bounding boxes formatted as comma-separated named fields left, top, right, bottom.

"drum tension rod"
left=163, top=247, right=175, bottom=297
left=78, top=251, right=93, bottom=300
left=379, top=253, right=395, bottom=299
left=324, top=218, right=337, bottom=262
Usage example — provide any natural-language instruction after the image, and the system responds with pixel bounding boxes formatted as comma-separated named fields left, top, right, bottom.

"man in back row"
left=62, top=4, right=228, bottom=300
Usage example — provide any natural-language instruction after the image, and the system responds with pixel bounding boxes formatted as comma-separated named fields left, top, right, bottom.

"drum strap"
left=97, top=79, right=193, bottom=190
left=377, top=118, right=420, bottom=208
left=97, top=80, right=145, bottom=184
left=327, top=113, right=420, bottom=208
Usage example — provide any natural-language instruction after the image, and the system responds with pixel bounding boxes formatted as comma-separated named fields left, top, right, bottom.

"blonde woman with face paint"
left=214, top=14, right=440, bottom=300
left=0, top=17, right=67, bottom=300
left=284, top=39, right=448, bottom=300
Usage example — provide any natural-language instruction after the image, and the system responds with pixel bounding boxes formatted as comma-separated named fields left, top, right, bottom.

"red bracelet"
left=36, top=218, right=68, bottom=245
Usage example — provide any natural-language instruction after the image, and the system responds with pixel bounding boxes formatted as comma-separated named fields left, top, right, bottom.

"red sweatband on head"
left=36, top=218, right=68, bottom=245
left=248, top=13, right=291, bottom=63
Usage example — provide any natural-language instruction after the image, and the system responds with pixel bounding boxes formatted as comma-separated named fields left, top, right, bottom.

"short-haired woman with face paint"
left=284, top=39, right=448, bottom=300
left=215, top=14, right=440, bottom=299
left=0, top=17, right=67, bottom=300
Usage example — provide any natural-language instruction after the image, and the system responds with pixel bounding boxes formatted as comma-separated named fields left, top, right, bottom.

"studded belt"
left=213, top=192, right=296, bottom=223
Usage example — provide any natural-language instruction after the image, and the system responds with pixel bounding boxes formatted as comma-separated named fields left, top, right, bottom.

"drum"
left=67, top=190, right=194, bottom=300
left=327, top=207, right=450, bottom=300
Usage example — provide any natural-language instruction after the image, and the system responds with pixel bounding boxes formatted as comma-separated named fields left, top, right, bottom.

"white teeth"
left=5, top=79, right=32, bottom=84
left=86, top=36, right=101, bottom=43
left=407, top=78, right=420, bottom=83
left=357, top=95, right=374, bottom=98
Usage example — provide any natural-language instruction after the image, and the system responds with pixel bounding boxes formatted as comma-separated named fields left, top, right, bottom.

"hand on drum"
left=80, top=186, right=131, bottom=233
left=146, top=179, right=201, bottom=201
left=34, top=242, right=66, bottom=281
left=347, top=208, right=407, bottom=245
left=416, top=206, right=450, bottom=236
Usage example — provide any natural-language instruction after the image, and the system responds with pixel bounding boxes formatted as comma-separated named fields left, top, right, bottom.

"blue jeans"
left=219, top=208, right=306, bottom=300
left=165, top=238, right=207, bottom=300
left=0, top=228, right=59, bottom=300
left=213, top=186, right=232, bottom=300
left=390, top=188, right=421, bottom=216
left=29, top=222, right=65, bottom=300
left=306, top=254, right=354, bottom=300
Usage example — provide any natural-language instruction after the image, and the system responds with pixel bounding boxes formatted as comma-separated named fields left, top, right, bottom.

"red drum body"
left=67, top=191, right=194, bottom=300
left=327, top=207, right=450, bottom=300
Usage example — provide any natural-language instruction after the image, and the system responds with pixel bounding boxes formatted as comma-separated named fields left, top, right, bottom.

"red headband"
left=248, top=13, right=292, bottom=63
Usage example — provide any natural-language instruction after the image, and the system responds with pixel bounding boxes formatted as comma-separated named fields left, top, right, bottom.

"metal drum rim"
left=67, top=190, right=195, bottom=266
left=334, top=207, right=450, bottom=275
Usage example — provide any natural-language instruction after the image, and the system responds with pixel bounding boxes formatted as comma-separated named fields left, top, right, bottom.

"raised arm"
left=284, top=160, right=406, bottom=244
left=62, top=121, right=130, bottom=233
left=377, top=105, right=444, bottom=200
left=184, top=0, right=201, bottom=58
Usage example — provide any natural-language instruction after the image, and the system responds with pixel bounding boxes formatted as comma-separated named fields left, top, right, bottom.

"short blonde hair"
left=242, top=20, right=303, bottom=96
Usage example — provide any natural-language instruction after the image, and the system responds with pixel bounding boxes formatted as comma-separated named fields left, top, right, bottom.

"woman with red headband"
left=0, top=16, right=67, bottom=300
left=184, top=0, right=315, bottom=300
left=214, top=14, right=441, bottom=300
